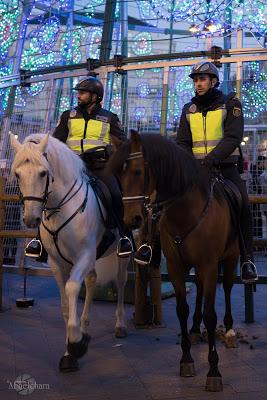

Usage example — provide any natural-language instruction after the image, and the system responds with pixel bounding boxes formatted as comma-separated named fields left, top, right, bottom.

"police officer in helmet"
left=175, top=61, right=258, bottom=283
left=25, top=76, right=133, bottom=259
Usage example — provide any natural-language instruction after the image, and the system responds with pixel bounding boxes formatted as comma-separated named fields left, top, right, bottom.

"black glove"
left=201, top=157, right=220, bottom=169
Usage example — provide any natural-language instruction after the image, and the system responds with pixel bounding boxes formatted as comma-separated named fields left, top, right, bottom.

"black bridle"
left=122, top=151, right=150, bottom=207
left=121, top=149, right=214, bottom=247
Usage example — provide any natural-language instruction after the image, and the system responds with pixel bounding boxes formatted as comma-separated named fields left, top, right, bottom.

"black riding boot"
left=240, top=206, right=258, bottom=283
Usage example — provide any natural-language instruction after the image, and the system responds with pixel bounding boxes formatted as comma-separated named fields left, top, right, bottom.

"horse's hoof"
left=180, top=362, right=196, bottom=377
left=224, top=335, right=238, bottom=348
left=59, top=354, right=79, bottom=373
left=115, top=327, right=127, bottom=338
left=205, top=376, right=223, bottom=392
left=67, top=333, right=91, bottom=359
left=190, top=332, right=202, bottom=345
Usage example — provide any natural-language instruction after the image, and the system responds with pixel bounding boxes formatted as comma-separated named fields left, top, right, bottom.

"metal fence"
left=0, top=55, right=266, bottom=270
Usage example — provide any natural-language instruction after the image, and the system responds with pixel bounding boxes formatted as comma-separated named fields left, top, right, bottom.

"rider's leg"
left=99, top=174, right=133, bottom=257
left=222, top=167, right=258, bottom=283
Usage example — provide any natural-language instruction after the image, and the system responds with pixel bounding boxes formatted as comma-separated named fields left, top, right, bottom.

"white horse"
left=10, top=133, right=129, bottom=372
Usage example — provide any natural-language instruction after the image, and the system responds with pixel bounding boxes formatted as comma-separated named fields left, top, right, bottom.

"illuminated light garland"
left=0, top=64, right=12, bottom=112
left=131, top=32, right=152, bottom=56
left=134, top=107, right=146, bottom=120
left=59, top=95, right=71, bottom=114
left=36, top=16, right=60, bottom=52
left=60, top=27, right=86, bottom=64
left=136, top=82, right=151, bottom=98
left=136, top=0, right=158, bottom=27
left=242, top=62, right=267, bottom=120
left=26, top=81, right=46, bottom=97
left=86, top=27, right=102, bottom=59
left=152, top=100, right=161, bottom=126
left=167, top=66, right=193, bottom=127
left=14, top=86, right=26, bottom=108
left=149, top=0, right=227, bottom=23
left=0, top=0, right=20, bottom=61
left=110, top=93, right=121, bottom=114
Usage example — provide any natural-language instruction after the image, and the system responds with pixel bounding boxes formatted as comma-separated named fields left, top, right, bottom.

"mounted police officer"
left=175, top=60, right=258, bottom=283
left=25, top=76, right=133, bottom=259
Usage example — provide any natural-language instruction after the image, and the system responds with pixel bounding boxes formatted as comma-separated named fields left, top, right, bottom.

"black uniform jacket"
left=53, top=103, right=126, bottom=145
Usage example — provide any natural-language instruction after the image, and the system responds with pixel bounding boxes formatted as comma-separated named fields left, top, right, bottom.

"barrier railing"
left=0, top=176, right=266, bottom=323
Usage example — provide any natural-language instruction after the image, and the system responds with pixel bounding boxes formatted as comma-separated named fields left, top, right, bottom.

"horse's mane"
left=12, top=134, right=85, bottom=183
left=108, top=134, right=201, bottom=198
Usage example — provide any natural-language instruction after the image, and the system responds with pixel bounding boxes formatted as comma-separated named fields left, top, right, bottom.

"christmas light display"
left=0, top=0, right=20, bottom=61
left=136, top=0, right=158, bottom=27
left=86, top=27, right=102, bottom=59
left=59, top=95, right=71, bottom=115
left=136, top=82, right=151, bottom=98
left=242, top=62, right=267, bottom=120
left=131, top=32, right=152, bottom=56
left=60, top=27, right=86, bottom=64
left=0, top=64, right=12, bottom=112
left=37, top=16, right=60, bottom=51
left=134, top=107, right=146, bottom=121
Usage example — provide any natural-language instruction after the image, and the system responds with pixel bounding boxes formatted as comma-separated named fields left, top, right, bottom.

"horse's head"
left=10, top=133, right=50, bottom=228
left=110, top=130, right=154, bottom=230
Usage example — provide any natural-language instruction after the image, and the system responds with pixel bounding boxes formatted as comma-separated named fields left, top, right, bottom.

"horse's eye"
left=134, top=169, right=142, bottom=177
left=15, top=172, right=19, bottom=179
left=40, top=171, right=47, bottom=178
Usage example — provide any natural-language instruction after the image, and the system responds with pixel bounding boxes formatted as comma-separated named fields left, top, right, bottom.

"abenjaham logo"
left=7, top=374, right=50, bottom=395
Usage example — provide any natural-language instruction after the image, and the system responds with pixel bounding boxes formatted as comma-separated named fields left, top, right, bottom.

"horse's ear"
left=111, top=135, right=122, bottom=151
left=38, top=133, right=49, bottom=153
left=130, top=129, right=141, bottom=145
left=10, top=133, right=22, bottom=153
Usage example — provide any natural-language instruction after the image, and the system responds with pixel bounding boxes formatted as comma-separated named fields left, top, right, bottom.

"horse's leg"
left=222, top=255, right=238, bottom=348
left=190, top=272, right=203, bottom=344
left=49, top=258, right=79, bottom=372
left=65, top=251, right=94, bottom=359
left=80, top=270, right=97, bottom=335
left=168, top=262, right=196, bottom=378
left=115, top=257, right=128, bottom=338
left=202, top=268, right=223, bottom=392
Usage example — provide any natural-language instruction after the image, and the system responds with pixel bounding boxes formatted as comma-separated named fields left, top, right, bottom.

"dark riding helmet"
left=74, top=77, right=104, bottom=102
left=189, top=61, right=219, bottom=81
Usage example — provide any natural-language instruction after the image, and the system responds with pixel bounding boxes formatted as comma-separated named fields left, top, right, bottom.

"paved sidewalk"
left=1, top=271, right=267, bottom=400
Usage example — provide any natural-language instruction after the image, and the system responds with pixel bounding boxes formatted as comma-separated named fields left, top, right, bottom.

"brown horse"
left=107, top=130, right=239, bottom=392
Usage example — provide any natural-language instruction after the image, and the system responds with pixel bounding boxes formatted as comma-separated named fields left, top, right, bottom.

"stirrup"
left=116, top=236, right=133, bottom=258
left=240, top=260, right=258, bottom=283
left=134, top=244, right=152, bottom=266
left=24, top=239, right=42, bottom=258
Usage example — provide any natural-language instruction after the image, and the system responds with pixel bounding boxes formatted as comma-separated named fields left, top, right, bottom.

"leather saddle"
left=80, top=148, right=120, bottom=259
left=215, top=176, right=243, bottom=229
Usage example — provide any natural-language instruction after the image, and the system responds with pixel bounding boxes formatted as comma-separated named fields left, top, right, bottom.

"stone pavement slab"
left=1, top=272, right=267, bottom=400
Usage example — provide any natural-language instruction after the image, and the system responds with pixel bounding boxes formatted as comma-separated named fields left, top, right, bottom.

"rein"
left=41, top=178, right=90, bottom=265
left=121, top=149, right=215, bottom=249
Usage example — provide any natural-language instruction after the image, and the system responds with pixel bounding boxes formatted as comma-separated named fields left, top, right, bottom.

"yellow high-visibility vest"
left=66, top=117, right=110, bottom=154
left=187, top=107, right=239, bottom=159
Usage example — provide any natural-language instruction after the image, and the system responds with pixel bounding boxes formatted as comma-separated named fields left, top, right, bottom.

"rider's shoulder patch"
left=189, top=104, right=197, bottom=113
left=69, top=109, right=77, bottom=118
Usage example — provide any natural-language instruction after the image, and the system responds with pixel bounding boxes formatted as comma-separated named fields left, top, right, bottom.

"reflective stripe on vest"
left=187, top=108, right=227, bottom=158
left=66, top=118, right=110, bottom=153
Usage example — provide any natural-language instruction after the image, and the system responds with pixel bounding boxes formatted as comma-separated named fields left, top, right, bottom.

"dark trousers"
left=86, top=164, right=126, bottom=235
left=221, top=166, right=254, bottom=259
